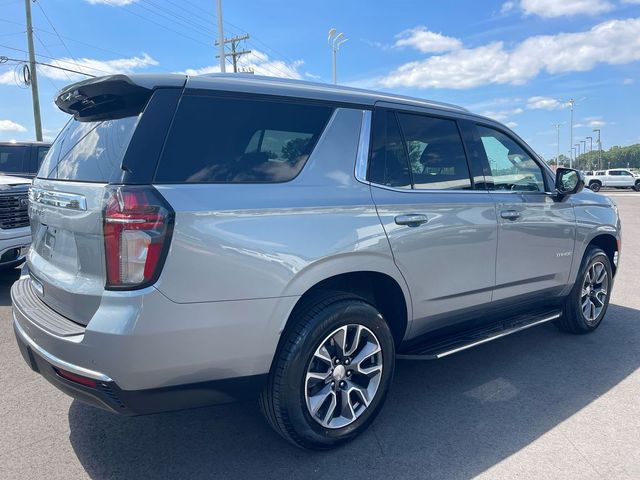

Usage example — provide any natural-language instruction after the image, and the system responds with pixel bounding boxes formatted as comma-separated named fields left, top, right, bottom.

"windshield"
left=38, top=115, right=140, bottom=183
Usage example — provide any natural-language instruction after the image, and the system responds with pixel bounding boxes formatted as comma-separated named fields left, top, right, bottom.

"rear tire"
left=589, top=181, right=601, bottom=192
left=259, top=291, right=395, bottom=449
left=556, top=247, right=613, bottom=334
left=633, top=180, right=640, bottom=192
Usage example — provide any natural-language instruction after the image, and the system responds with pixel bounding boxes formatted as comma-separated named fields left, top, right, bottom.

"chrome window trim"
left=354, top=109, right=372, bottom=184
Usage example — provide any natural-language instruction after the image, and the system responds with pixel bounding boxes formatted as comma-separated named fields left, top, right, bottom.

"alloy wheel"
left=304, top=324, right=383, bottom=429
left=580, top=261, right=609, bottom=324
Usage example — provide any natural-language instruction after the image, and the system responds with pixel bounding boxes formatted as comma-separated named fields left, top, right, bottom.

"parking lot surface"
left=1, top=192, right=639, bottom=480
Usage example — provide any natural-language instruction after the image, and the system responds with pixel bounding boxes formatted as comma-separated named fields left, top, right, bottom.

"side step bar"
left=397, top=311, right=561, bottom=361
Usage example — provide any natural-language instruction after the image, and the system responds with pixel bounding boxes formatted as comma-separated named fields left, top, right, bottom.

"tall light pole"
left=593, top=129, right=602, bottom=170
left=586, top=136, right=593, bottom=168
left=216, top=0, right=226, bottom=73
left=24, top=0, right=42, bottom=141
left=581, top=140, right=586, bottom=163
left=553, top=123, right=562, bottom=166
left=568, top=98, right=575, bottom=169
left=575, top=143, right=581, bottom=167
left=328, top=28, right=348, bottom=85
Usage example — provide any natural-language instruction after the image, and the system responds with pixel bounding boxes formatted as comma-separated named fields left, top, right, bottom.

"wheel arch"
left=277, top=257, right=413, bottom=348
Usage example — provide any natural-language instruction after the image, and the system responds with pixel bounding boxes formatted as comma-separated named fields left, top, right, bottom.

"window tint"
left=36, top=147, right=49, bottom=168
left=477, top=125, right=546, bottom=192
left=38, top=116, right=139, bottom=182
left=0, top=145, right=27, bottom=173
left=397, top=113, right=471, bottom=190
left=367, top=110, right=411, bottom=188
left=155, top=95, right=333, bottom=183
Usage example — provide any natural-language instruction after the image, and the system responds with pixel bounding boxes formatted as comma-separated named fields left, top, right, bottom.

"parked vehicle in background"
left=0, top=141, right=51, bottom=179
left=584, top=169, right=640, bottom=192
left=0, top=174, right=32, bottom=269
left=12, top=74, right=621, bottom=449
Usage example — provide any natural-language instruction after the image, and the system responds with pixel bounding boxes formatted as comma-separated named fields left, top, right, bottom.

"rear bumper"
left=13, top=311, right=267, bottom=415
left=11, top=275, right=297, bottom=413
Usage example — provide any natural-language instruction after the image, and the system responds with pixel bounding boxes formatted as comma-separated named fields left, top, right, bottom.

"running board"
left=397, top=311, right=561, bottom=361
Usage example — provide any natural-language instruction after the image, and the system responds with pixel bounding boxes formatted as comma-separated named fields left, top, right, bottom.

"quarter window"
left=155, top=96, right=333, bottom=183
left=477, top=125, right=546, bottom=192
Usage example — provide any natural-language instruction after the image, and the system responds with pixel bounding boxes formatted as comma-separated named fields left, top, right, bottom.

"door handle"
left=395, top=214, right=429, bottom=227
left=500, top=210, right=521, bottom=220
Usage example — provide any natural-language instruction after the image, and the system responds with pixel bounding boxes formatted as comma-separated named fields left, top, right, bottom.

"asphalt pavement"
left=1, top=192, right=639, bottom=480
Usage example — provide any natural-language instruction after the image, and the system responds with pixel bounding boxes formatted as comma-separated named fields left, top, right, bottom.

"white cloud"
left=623, top=78, right=634, bottom=85
left=480, top=107, right=524, bottom=121
left=501, top=2, right=516, bottom=14
left=179, top=49, right=304, bottom=79
left=0, top=70, right=15, bottom=85
left=520, top=0, right=614, bottom=17
left=527, top=96, right=566, bottom=110
left=393, top=26, right=462, bottom=53
left=0, top=120, right=27, bottom=132
left=85, top=0, right=139, bottom=5
left=505, top=121, right=518, bottom=129
left=38, top=53, right=158, bottom=81
left=379, top=18, right=640, bottom=89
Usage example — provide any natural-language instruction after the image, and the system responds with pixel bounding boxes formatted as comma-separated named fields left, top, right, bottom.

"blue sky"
left=1, top=0, right=639, bottom=160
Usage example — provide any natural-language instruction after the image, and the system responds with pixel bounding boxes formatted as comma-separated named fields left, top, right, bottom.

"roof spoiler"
left=54, top=74, right=186, bottom=122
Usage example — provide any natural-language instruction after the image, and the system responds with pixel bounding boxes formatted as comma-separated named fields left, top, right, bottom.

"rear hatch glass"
left=38, top=115, right=139, bottom=183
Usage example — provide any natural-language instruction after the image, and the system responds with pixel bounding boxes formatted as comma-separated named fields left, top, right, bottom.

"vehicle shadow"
left=0, top=267, right=21, bottom=307
left=68, top=303, right=640, bottom=480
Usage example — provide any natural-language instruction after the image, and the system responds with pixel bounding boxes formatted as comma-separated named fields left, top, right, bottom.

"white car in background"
left=584, top=169, right=640, bottom=192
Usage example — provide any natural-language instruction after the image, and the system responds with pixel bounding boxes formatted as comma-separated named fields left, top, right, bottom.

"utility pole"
left=216, top=0, right=226, bottom=73
left=24, top=0, right=42, bottom=141
left=593, top=129, right=602, bottom=170
left=327, top=28, right=348, bottom=85
left=568, top=98, right=575, bottom=169
left=586, top=136, right=593, bottom=168
left=215, top=34, right=251, bottom=73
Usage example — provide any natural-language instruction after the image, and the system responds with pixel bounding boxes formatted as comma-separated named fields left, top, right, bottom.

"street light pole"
left=568, top=98, right=575, bottom=169
left=327, top=28, right=348, bottom=85
left=593, top=129, right=602, bottom=170
left=586, top=136, right=593, bottom=168
left=553, top=123, right=561, bottom=166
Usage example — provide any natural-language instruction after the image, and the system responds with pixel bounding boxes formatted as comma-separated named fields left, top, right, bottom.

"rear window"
left=38, top=116, right=139, bottom=182
left=155, top=95, right=333, bottom=183
left=0, top=145, right=28, bottom=173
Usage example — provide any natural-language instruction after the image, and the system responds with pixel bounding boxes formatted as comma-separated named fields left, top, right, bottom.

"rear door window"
left=367, top=110, right=412, bottom=188
left=396, top=112, right=472, bottom=190
left=155, top=95, right=333, bottom=183
left=0, top=145, right=27, bottom=174
left=38, top=116, right=140, bottom=182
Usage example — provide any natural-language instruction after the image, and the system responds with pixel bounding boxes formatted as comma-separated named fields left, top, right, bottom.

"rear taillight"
left=103, top=185, right=174, bottom=290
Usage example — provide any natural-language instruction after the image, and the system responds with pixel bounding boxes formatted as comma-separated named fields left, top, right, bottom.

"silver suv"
left=12, top=74, right=621, bottom=449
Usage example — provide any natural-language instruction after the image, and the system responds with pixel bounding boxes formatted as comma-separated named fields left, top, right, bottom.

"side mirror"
left=555, top=168, right=584, bottom=195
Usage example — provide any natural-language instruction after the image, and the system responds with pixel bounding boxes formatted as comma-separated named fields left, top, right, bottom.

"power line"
left=33, top=30, right=70, bottom=87
left=2, top=56, right=95, bottom=78
left=0, top=44, right=114, bottom=75
left=32, top=0, right=79, bottom=66
left=98, top=0, right=212, bottom=47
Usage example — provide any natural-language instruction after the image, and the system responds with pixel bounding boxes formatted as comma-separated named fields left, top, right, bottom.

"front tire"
left=557, top=247, right=613, bottom=334
left=259, top=292, right=395, bottom=449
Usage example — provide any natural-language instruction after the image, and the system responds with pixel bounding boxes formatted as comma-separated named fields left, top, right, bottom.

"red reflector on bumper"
left=54, top=368, right=98, bottom=388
